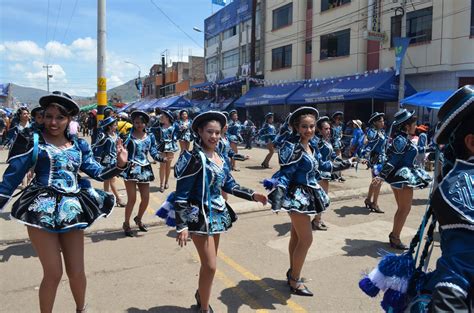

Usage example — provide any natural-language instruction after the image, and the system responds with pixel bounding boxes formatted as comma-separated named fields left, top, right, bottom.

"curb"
left=0, top=185, right=394, bottom=245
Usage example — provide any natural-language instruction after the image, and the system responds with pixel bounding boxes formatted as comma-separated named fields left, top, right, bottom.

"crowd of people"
left=0, top=86, right=472, bottom=312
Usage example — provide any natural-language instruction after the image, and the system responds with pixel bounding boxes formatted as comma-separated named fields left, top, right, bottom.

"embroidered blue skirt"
left=385, top=166, right=432, bottom=189
left=11, top=184, right=115, bottom=232
left=122, top=163, right=155, bottom=183
left=280, top=184, right=330, bottom=215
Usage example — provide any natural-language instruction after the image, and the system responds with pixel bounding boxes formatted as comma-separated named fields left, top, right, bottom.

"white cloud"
left=9, top=63, right=26, bottom=72
left=3, top=40, right=44, bottom=61
left=24, top=63, right=67, bottom=89
left=0, top=44, right=5, bottom=53
left=108, top=75, right=124, bottom=88
left=45, top=41, right=73, bottom=59
left=71, top=37, right=96, bottom=61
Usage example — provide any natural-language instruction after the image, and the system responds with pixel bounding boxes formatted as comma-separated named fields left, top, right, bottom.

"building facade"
left=203, top=0, right=264, bottom=82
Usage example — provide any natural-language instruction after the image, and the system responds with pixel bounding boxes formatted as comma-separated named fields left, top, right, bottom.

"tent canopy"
left=287, top=71, right=416, bottom=105
left=234, top=84, right=301, bottom=107
left=400, top=90, right=454, bottom=109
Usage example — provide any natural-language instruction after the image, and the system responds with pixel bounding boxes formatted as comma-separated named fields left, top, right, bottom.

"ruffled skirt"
left=178, top=130, right=193, bottom=142
left=385, top=166, right=432, bottom=189
left=121, top=163, right=155, bottom=182
left=228, top=134, right=242, bottom=144
left=11, top=184, right=115, bottom=233
left=159, top=141, right=179, bottom=153
left=280, top=184, right=330, bottom=215
left=156, top=192, right=237, bottom=235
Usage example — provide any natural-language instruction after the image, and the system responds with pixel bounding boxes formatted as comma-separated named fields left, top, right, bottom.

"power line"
left=60, top=0, right=79, bottom=44
left=47, top=0, right=64, bottom=64
left=149, top=0, right=203, bottom=49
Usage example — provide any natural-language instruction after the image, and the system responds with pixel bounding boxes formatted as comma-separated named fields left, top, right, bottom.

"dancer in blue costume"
left=358, top=86, right=473, bottom=313
left=156, top=110, right=178, bottom=192
left=176, top=109, right=193, bottom=153
left=360, top=112, right=387, bottom=213
left=4, top=107, right=30, bottom=149
left=311, top=116, right=352, bottom=231
left=157, top=111, right=267, bottom=313
left=258, top=112, right=277, bottom=168
left=350, top=119, right=365, bottom=157
left=265, top=107, right=330, bottom=297
left=121, top=110, right=167, bottom=237
left=93, top=116, right=126, bottom=207
left=377, top=109, right=432, bottom=249
left=0, top=91, right=128, bottom=313
left=227, top=109, right=243, bottom=171
left=273, top=113, right=292, bottom=149
left=331, top=111, right=346, bottom=181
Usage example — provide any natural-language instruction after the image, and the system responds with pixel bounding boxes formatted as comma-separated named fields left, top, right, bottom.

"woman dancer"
left=162, top=111, right=267, bottom=312
left=266, top=107, right=329, bottom=296
left=156, top=110, right=178, bottom=192
left=377, top=109, right=431, bottom=249
left=331, top=111, right=345, bottom=181
left=93, top=116, right=126, bottom=207
left=0, top=91, right=128, bottom=313
left=5, top=107, right=30, bottom=148
left=311, top=116, right=351, bottom=231
left=176, top=109, right=193, bottom=153
left=226, top=109, right=243, bottom=171
left=360, top=112, right=386, bottom=213
left=258, top=112, right=276, bottom=168
left=121, top=110, right=166, bottom=237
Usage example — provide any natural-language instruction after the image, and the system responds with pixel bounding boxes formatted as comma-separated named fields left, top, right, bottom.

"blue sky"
left=0, top=0, right=222, bottom=96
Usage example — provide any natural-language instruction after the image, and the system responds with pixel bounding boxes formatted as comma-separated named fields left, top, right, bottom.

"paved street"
left=0, top=142, right=438, bottom=312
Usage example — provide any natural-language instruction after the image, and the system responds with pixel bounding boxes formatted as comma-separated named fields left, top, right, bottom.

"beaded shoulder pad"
left=278, top=141, right=303, bottom=166
left=392, top=135, right=408, bottom=154
left=174, top=150, right=202, bottom=180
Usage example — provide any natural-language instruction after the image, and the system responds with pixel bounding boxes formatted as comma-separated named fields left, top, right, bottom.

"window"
left=223, top=26, right=237, bottom=40
left=320, top=29, right=350, bottom=60
left=305, top=40, right=312, bottom=54
left=272, top=44, right=292, bottom=70
left=471, top=0, right=474, bottom=36
left=206, top=57, right=217, bottom=74
left=272, top=3, right=292, bottom=30
left=321, top=0, right=350, bottom=12
left=223, top=48, right=239, bottom=69
left=391, top=7, right=433, bottom=47
left=206, top=35, right=219, bottom=47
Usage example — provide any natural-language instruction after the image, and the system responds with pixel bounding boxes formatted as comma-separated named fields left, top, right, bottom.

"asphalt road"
left=0, top=140, right=438, bottom=312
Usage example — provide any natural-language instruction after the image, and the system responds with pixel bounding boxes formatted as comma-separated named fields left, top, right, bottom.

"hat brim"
left=101, top=117, right=117, bottom=128
left=161, top=110, right=175, bottom=122
left=39, top=95, right=80, bottom=116
left=289, top=107, right=319, bottom=127
left=368, top=113, right=385, bottom=125
left=192, top=111, right=227, bottom=133
left=331, top=111, right=344, bottom=119
left=317, top=116, right=330, bottom=128
left=434, top=96, right=474, bottom=144
left=131, top=111, right=150, bottom=124
left=394, top=110, right=415, bottom=125
left=31, top=106, right=44, bottom=116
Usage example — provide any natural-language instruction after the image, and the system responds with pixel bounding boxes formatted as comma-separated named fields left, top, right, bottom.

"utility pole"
left=161, top=54, right=166, bottom=97
left=97, top=0, right=107, bottom=123
left=43, top=65, right=52, bottom=92
left=398, top=0, right=407, bottom=106
left=250, top=0, right=257, bottom=77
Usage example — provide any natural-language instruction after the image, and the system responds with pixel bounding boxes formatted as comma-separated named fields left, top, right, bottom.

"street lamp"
left=124, top=61, right=142, bottom=98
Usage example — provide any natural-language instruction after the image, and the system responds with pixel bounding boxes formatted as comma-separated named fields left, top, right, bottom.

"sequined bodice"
left=206, top=158, right=226, bottom=211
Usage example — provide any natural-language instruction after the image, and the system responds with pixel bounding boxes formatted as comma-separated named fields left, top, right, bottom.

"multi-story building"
left=203, top=0, right=264, bottom=82
left=261, top=0, right=474, bottom=121
left=143, top=57, right=205, bottom=98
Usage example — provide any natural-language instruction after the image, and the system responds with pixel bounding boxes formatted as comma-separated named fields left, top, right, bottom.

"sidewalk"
left=0, top=145, right=395, bottom=243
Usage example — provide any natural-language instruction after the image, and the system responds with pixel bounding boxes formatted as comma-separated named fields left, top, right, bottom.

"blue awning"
left=400, top=90, right=454, bottom=109
left=137, top=99, right=161, bottom=111
left=287, top=71, right=416, bottom=105
left=217, top=76, right=242, bottom=86
left=234, top=84, right=301, bottom=107
left=166, top=96, right=193, bottom=110
left=117, top=100, right=138, bottom=113
left=126, top=99, right=154, bottom=111
left=145, top=96, right=192, bottom=110
left=191, top=81, right=214, bottom=90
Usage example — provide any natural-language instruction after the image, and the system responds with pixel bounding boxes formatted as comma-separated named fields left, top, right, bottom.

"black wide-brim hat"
left=289, top=107, right=319, bottom=128
left=229, top=109, right=238, bottom=116
left=161, top=110, right=175, bottom=123
left=100, top=116, right=117, bottom=128
left=179, top=109, right=188, bottom=116
left=31, top=105, right=44, bottom=116
left=368, top=112, right=385, bottom=125
left=331, top=111, right=344, bottom=119
left=131, top=110, right=150, bottom=124
left=317, top=116, right=330, bottom=129
left=393, top=109, right=415, bottom=125
left=434, top=85, right=474, bottom=144
left=39, top=91, right=80, bottom=116
left=192, top=111, right=227, bottom=133
left=264, top=112, right=274, bottom=120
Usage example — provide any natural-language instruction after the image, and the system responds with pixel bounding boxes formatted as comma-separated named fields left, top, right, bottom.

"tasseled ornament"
left=359, top=276, right=380, bottom=297
left=381, top=288, right=408, bottom=313
left=262, top=178, right=277, bottom=191
left=156, top=192, right=176, bottom=227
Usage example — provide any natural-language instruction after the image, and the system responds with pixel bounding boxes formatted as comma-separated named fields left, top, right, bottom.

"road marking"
left=215, top=269, right=270, bottom=313
left=192, top=254, right=269, bottom=313
left=218, top=251, right=308, bottom=313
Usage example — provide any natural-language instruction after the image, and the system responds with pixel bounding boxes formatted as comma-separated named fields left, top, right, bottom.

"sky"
left=0, top=0, right=222, bottom=97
